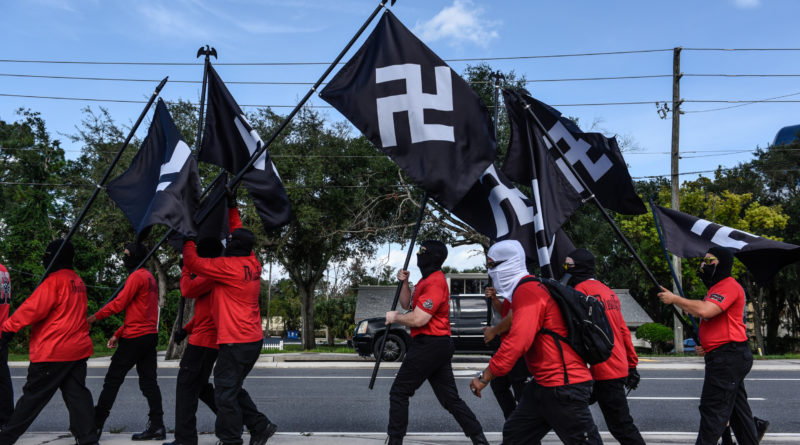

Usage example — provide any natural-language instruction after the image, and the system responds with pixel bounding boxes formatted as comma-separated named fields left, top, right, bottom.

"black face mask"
left=124, top=243, right=147, bottom=273
left=42, top=239, right=74, bottom=276
left=225, top=229, right=254, bottom=257
left=565, top=248, right=596, bottom=286
left=416, top=240, right=448, bottom=279
left=699, top=263, right=718, bottom=287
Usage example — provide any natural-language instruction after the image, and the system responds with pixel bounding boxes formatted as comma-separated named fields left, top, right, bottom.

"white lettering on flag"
left=690, top=218, right=752, bottom=250
left=543, top=120, right=613, bottom=186
left=481, top=165, right=534, bottom=238
left=375, top=64, right=454, bottom=147
left=156, top=140, right=191, bottom=192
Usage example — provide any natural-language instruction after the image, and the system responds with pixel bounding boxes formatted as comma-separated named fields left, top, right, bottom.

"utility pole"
left=671, top=47, right=684, bottom=352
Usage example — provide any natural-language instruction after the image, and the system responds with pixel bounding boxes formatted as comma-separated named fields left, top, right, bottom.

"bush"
left=636, top=322, right=674, bottom=353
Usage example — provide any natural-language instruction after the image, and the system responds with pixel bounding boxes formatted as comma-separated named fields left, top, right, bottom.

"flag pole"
left=369, top=192, right=428, bottom=390
left=105, top=0, right=392, bottom=303
left=37, top=77, right=169, bottom=287
left=174, top=46, right=217, bottom=333
left=648, top=198, right=700, bottom=343
left=518, top=96, right=661, bottom=288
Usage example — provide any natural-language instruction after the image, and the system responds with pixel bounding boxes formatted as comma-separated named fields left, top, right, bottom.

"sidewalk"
left=7, top=353, right=800, bottom=370
left=13, top=432, right=800, bottom=444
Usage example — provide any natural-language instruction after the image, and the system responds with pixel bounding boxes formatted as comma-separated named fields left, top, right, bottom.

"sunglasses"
left=417, top=246, right=427, bottom=255
left=701, top=256, right=718, bottom=264
left=563, top=262, right=575, bottom=270
left=487, top=259, right=506, bottom=270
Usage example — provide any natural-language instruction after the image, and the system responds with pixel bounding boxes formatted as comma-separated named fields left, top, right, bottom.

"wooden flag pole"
left=369, top=192, right=428, bottom=390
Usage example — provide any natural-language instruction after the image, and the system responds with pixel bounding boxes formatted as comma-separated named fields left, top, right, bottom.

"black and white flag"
left=450, top=164, right=567, bottom=271
left=319, top=11, right=496, bottom=209
left=107, top=99, right=200, bottom=238
left=167, top=173, right=230, bottom=252
left=501, top=89, right=583, bottom=272
left=653, top=205, right=800, bottom=284
left=505, top=91, right=646, bottom=215
left=200, top=64, right=291, bottom=231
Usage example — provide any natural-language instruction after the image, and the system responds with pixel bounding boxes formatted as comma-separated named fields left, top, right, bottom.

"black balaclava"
left=42, top=239, right=74, bottom=276
left=566, top=248, right=596, bottom=286
left=123, top=242, right=148, bottom=273
left=225, top=229, right=255, bottom=257
left=416, top=240, right=448, bottom=279
left=197, top=237, right=224, bottom=258
left=700, top=246, right=734, bottom=287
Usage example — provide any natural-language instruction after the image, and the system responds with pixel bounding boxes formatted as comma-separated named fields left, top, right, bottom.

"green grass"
left=266, top=344, right=356, bottom=354
left=7, top=346, right=115, bottom=361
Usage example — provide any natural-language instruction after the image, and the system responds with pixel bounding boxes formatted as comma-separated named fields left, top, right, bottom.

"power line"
left=683, top=48, right=800, bottom=52
left=684, top=90, right=800, bottom=113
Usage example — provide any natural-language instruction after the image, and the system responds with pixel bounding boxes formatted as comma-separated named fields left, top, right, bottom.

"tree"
left=636, top=322, right=673, bottom=354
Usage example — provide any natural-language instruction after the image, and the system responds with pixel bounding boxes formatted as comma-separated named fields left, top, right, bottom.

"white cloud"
left=413, top=0, right=499, bottom=48
left=733, top=0, right=761, bottom=8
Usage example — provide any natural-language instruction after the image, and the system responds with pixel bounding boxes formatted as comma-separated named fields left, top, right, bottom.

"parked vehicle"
left=353, top=274, right=501, bottom=362
left=773, top=124, right=800, bottom=146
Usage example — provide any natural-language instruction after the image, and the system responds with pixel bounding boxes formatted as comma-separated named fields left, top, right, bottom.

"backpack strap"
left=513, top=276, right=570, bottom=385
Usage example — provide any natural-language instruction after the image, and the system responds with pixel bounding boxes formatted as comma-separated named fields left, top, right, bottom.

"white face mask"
left=487, top=241, right=529, bottom=302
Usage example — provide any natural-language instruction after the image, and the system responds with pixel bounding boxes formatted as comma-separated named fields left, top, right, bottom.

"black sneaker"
left=132, top=422, right=166, bottom=441
left=249, top=422, right=277, bottom=445
left=755, top=417, right=770, bottom=442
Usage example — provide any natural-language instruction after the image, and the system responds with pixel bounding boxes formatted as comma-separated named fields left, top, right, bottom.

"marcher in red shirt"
left=658, top=246, right=762, bottom=445
left=183, top=218, right=276, bottom=445
left=384, top=240, right=488, bottom=445
left=469, top=240, right=601, bottom=445
left=0, top=261, right=13, bottom=426
left=0, top=240, right=96, bottom=444
left=565, top=248, right=644, bottom=445
left=89, top=242, right=165, bottom=441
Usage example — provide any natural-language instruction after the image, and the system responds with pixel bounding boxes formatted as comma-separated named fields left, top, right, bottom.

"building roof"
left=614, top=289, right=654, bottom=327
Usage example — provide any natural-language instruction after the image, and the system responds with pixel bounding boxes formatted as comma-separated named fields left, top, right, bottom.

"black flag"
left=107, top=99, right=200, bottom=238
left=450, top=164, right=566, bottom=270
left=167, top=173, right=230, bottom=252
left=319, top=11, right=496, bottom=209
left=653, top=205, right=800, bottom=284
left=505, top=91, right=646, bottom=215
left=200, top=64, right=291, bottom=231
left=501, top=89, right=583, bottom=272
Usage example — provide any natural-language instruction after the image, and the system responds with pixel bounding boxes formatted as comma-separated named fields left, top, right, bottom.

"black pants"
left=490, top=356, right=531, bottom=419
left=95, top=333, right=163, bottom=427
left=214, top=341, right=270, bottom=445
left=696, top=341, right=758, bottom=445
left=593, top=378, right=644, bottom=445
left=388, top=335, right=483, bottom=439
left=0, top=347, right=13, bottom=425
left=0, top=359, right=95, bottom=445
left=175, top=344, right=218, bottom=445
left=502, top=380, right=602, bottom=445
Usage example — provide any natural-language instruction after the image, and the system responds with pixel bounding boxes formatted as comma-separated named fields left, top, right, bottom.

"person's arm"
left=1, top=281, right=54, bottom=333
left=657, top=286, right=723, bottom=319
left=183, top=316, right=195, bottom=334
left=484, top=311, right=512, bottom=344
left=183, top=240, right=239, bottom=283
left=619, top=312, right=638, bottom=368
left=396, top=269, right=412, bottom=310
left=180, top=267, right=214, bottom=299
left=486, top=286, right=502, bottom=314
left=228, top=207, right=242, bottom=231
left=386, top=306, right=433, bottom=328
left=91, top=273, right=142, bottom=323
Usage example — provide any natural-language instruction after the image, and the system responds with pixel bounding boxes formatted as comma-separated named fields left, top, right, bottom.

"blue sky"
left=3, top=0, right=800, bottom=281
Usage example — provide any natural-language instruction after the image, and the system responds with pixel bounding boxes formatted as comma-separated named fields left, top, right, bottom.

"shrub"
left=636, top=322, right=674, bottom=353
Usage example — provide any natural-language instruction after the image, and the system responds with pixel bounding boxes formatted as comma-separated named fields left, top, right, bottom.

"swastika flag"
left=107, top=99, right=200, bottom=239
left=653, top=204, right=800, bottom=284
left=319, top=11, right=496, bottom=209
left=504, top=92, right=646, bottom=216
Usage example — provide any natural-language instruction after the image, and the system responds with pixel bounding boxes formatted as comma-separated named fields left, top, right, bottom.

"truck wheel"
left=374, top=333, right=406, bottom=362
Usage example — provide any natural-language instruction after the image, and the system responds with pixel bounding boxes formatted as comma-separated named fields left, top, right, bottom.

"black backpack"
left=514, top=276, right=615, bottom=383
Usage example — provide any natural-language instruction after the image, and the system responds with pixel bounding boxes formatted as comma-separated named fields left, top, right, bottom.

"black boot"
left=132, top=422, right=166, bottom=441
left=93, top=409, right=108, bottom=441
left=386, top=436, right=403, bottom=445
left=755, top=417, right=770, bottom=442
left=471, top=431, right=490, bottom=445
left=249, top=422, right=278, bottom=445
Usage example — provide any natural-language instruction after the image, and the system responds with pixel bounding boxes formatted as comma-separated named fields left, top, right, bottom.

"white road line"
left=628, top=396, right=766, bottom=401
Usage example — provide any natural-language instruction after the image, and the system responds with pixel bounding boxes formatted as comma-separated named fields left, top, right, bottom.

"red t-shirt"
left=410, top=270, right=450, bottom=338
left=576, top=279, right=638, bottom=381
left=94, top=268, right=159, bottom=339
left=489, top=276, right=592, bottom=387
left=183, top=241, right=263, bottom=344
left=180, top=267, right=218, bottom=350
left=1, top=269, right=93, bottom=362
left=698, top=276, right=748, bottom=352
left=0, top=264, right=10, bottom=327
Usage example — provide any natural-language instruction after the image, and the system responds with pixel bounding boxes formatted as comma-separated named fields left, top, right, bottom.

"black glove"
left=225, top=185, right=238, bottom=209
left=0, top=331, right=15, bottom=350
left=174, top=328, right=188, bottom=344
left=625, top=367, right=641, bottom=392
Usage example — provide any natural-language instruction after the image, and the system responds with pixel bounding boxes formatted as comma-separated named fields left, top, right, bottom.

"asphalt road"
left=9, top=367, right=800, bottom=435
